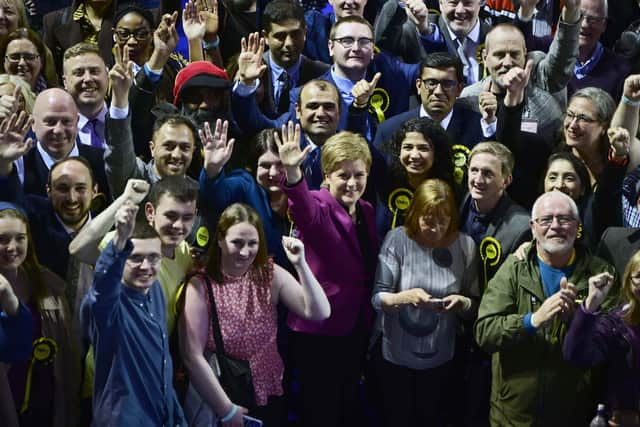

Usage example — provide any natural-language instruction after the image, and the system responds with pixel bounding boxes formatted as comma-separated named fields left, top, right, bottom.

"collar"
left=122, top=283, right=152, bottom=301
left=302, top=135, right=319, bottom=151
left=55, top=210, right=91, bottom=237
left=78, top=104, right=108, bottom=130
left=36, top=141, right=79, bottom=170
left=446, top=19, right=481, bottom=44
left=575, top=42, right=604, bottom=79
left=269, top=52, right=302, bottom=82
left=419, top=105, right=454, bottom=130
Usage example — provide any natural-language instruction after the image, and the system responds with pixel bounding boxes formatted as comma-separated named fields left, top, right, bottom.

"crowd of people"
left=1, top=0, right=640, bottom=426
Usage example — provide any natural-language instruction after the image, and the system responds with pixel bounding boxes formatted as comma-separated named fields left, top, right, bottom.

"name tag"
left=521, top=119, right=538, bottom=134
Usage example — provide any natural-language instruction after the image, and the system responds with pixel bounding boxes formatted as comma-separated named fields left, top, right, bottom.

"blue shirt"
left=82, top=241, right=186, bottom=427
left=270, top=53, right=301, bottom=105
left=0, top=302, right=33, bottom=363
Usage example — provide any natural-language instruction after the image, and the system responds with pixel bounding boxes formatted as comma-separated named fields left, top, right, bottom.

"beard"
left=181, top=106, right=233, bottom=130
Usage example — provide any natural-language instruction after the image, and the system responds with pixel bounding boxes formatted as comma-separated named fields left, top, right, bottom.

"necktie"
left=456, top=37, right=472, bottom=84
left=86, top=118, right=102, bottom=149
left=277, top=71, right=291, bottom=114
left=303, top=146, right=322, bottom=189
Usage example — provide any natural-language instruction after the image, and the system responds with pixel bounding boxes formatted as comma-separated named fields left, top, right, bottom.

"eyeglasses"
left=581, top=12, right=607, bottom=25
left=127, top=253, right=162, bottom=267
left=532, top=215, right=577, bottom=227
left=420, top=78, right=458, bottom=91
left=5, top=52, right=39, bottom=63
left=565, top=111, right=599, bottom=125
left=115, top=28, right=151, bottom=42
left=332, top=37, right=374, bottom=49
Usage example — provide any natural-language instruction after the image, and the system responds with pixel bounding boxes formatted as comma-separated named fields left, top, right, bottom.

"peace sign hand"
left=201, top=119, right=235, bottom=178
left=110, top=44, right=135, bottom=108
left=274, top=121, right=310, bottom=184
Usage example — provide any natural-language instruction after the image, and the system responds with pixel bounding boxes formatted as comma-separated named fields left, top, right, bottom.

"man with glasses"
left=373, top=52, right=485, bottom=152
left=475, top=190, right=617, bottom=426
left=80, top=197, right=187, bottom=426
left=519, top=0, right=629, bottom=100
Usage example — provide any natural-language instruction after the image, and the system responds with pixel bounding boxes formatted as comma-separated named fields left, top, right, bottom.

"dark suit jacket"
left=22, top=143, right=112, bottom=204
left=258, top=53, right=330, bottom=118
left=597, top=227, right=640, bottom=277
left=372, top=104, right=485, bottom=150
left=42, top=3, right=117, bottom=79
left=0, top=175, right=73, bottom=280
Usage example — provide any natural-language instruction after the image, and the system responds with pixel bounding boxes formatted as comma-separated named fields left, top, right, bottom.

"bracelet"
left=351, top=101, right=368, bottom=109
left=608, top=147, right=630, bottom=166
left=203, top=36, right=220, bottom=50
left=220, top=404, right=238, bottom=422
left=622, top=95, right=640, bottom=107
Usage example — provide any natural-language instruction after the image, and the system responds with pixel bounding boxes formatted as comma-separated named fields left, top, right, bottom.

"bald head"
left=32, top=88, right=79, bottom=160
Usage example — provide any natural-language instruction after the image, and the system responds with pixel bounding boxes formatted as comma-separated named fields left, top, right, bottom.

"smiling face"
left=328, top=22, right=374, bottom=73
left=218, top=221, right=260, bottom=277
left=328, top=0, right=367, bottom=18
left=62, top=52, right=109, bottom=116
left=400, top=132, right=434, bottom=180
left=47, top=160, right=97, bottom=230
left=544, top=158, right=585, bottom=200
left=0, top=215, right=27, bottom=272
left=255, top=150, right=284, bottom=192
left=483, top=26, right=527, bottom=92
left=145, top=194, right=197, bottom=252
left=32, top=89, right=79, bottom=160
left=439, top=0, right=481, bottom=38
left=531, top=193, right=579, bottom=258
left=579, top=0, right=607, bottom=56
left=113, top=11, right=153, bottom=65
left=150, top=123, right=195, bottom=177
left=295, top=82, right=340, bottom=145
left=467, top=152, right=511, bottom=213
left=122, top=237, right=162, bottom=291
left=563, top=97, right=605, bottom=155
left=0, top=1, right=20, bottom=38
left=324, top=159, right=368, bottom=212
left=264, top=19, right=306, bottom=69
left=4, top=38, right=41, bottom=89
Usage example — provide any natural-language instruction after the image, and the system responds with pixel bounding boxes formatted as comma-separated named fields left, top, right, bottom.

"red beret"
left=173, top=61, right=232, bottom=105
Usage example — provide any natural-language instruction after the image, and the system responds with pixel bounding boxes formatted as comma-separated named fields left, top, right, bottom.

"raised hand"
left=109, top=44, right=134, bottom=108
left=561, top=0, right=581, bottom=23
left=198, top=0, right=219, bottom=39
left=479, top=80, right=498, bottom=123
left=608, top=127, right=631, bottom=158
left=0, top=85, right=22, bottom=120
left=404, top=0, right=431, bottom=34
left=531, top=277, right=577, bottom=328
left=114, top=201, right=139, bottom=251
left=585, top=272, right=615, bottom=312
left=123, top=179, right=151, bottom=205
left=274, top=121, right=310, bottom=185
left=351, top=72, right=381, bottom=109
left=153, top=12, right=179, bottom=59
left=183, top=0, right=206, bottom=41
left=504, top=59, right=534, bottom=107
left=282, top=236, right=306, bottom=266
left=201, top=119, right=235, bottom=178
left=517, top=0, right=540, bottom=20
left=623, top=74, right=640, bottom=103
left=0, top=111, right=33, bottom=175
left=238, top=33, right=267, bottom=86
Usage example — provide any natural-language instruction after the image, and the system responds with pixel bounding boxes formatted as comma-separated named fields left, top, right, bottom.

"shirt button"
left=150, top=313, right=154, bottom=317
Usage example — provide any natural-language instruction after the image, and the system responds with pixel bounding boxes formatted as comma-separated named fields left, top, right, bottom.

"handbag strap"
left=195, top=272, right=227, bottom=357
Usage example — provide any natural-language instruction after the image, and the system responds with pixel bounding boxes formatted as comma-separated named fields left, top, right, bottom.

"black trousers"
left=289, top=322, right=369, bottom=427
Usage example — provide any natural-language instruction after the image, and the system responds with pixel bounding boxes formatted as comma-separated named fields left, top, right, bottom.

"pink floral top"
left=204, top=259, right=283, bottom=406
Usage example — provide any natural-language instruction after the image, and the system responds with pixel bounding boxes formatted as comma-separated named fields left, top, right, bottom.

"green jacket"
left=474, top=244, right=617, bottom=427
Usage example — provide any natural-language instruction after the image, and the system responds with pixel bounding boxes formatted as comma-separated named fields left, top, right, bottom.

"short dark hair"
left=296, top=79, right=341, bottom=112
left=130, top=217, right=160, bottom=240
left=420, top=52, right=464, bottom=84
left=246, top=128, right=280, bottom=173
left=541, top=151, right=590, bottom=199
left=151, top=114, right=198, bottom=143
left=48, top=156, right=96, bottom=188
left=262, top=0, right=305, bottom=32
left=148, top=175, right=199, bottom=206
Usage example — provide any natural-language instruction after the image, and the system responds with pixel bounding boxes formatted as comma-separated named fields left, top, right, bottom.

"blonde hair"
left=320, top=131, right=371, bottom=177
left=468, top=141, right=515, bottom=177
left=0, top=73, right=35, bottom=113
left=622, top=250, right=640, bottom=325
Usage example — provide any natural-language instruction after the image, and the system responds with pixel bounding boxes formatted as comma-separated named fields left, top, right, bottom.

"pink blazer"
left=283, top=179, right=378, bottom=336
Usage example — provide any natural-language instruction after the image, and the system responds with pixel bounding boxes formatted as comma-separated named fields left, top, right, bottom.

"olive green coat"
left=474, top=245, right=617, bottom=427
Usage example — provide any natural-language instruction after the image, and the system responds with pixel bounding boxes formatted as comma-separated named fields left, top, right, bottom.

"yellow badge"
left=452, top=144, right=471, bottom=185
left=369, top=87, right=390, bottom=124
left=196, top=226, right=209, bottom=247
left=480, top=237, right=502, bottom=288
left=32, top=337, right=58, bottom=365
left=388, top=188, right=413, bottom=229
